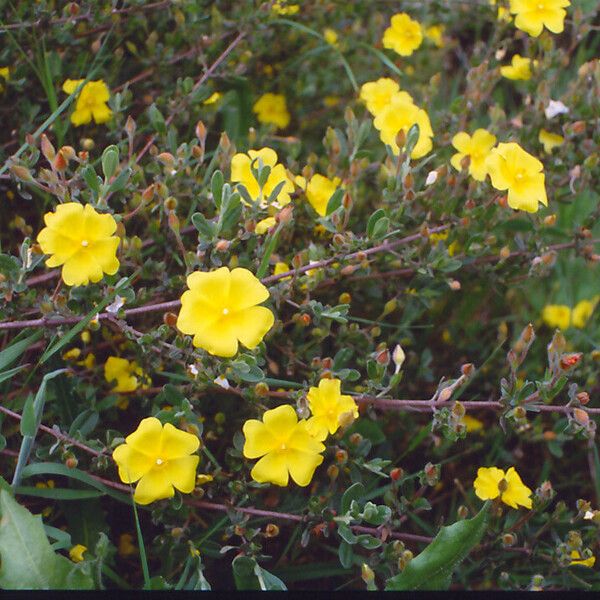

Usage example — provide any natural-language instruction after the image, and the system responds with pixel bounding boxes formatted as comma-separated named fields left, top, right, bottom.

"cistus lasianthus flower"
left=509, top=0, right=570, bottom=37
left=359, top=78, right=402, bottom=116
left=542, top=298, right=599, bottom=330
left=474, top=466, right=532, bottom=509
left=451, top=129, right=497, bottom=181
left=500, top=55, right=536, bottom=80
left=62, top=79, right=112, bottom=126
left=69, top=544, right=87, bottom=563
left=242, top=405, right=325, bottom=486
left=0, top=67, right=9, bottom=92
left=252, top=93, right=291, bottom=129
left=298, top=174, right=342, bottom=217
left=382, top=13, right=423, bottom=57
left=176, top=267, right=275, bottom=357
left=36, top=203, right=120, bottom=286
left=485, top=142, right=548, bottom=213
left=113, top=417, right=201, bottom=505
left=231, top=148, right=295, bottom=208
left=306, top=378, right=359, bottom=441
left=373, top=93, right=434, bottom=158
left=570, top=550, right=596, bottom=568
left=538, top=129, right=564, bottom=153
left=104, top=357, right=149, bottom=393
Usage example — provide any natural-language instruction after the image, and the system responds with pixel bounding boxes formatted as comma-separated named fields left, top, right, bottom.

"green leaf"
left=385, top=503, right=489, bottom=591
left=148, top=103, right=166, bottom=135
left=326, top=188, right=344, bottom=215
left=20, top=395, right=36, bottom=436
left=338, top=541, right=354, bottom=568
left=341, top=482, right=365, bottom=514
left=211, top=170, right=224, bottom=209
left=192, top=212, right=216, bottom=239
left=81, top=165, right=101, bottom=195
left=0, top=490, right=93, bottom=589
left=0, top=330, right=42, bottom=372
left=15, top=486, right=104, bottom=500
left=405, top=123, right=420, bottom=157
left=232, top=555, right=260, bottom=590
left=254, top=564, right=287, bottom=591
left=367, top=209, right=386, bottom=238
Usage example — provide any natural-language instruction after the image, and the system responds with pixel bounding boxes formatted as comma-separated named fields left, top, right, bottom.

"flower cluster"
left=542, top=297, right=599, bottom=330
left=360, top=78, right=433, bottom=158
left=230, top=147, right=295, bottom=208
left=242, top=378, right=358, bottom=486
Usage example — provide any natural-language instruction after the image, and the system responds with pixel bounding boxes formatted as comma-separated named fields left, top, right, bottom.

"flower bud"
left=163, top=312, right=178, bottom=327
left=254, top=382, right=269, bottom=397
left=390, top=467, right=403, bottom=481
left=457, top=505, right=469, bottom=520
left=41, top=134, right=56, bottom=161
left=392, top=344, right=405, bottom=372
left=327, top=464, right=339, bottom=481
left=157, top=152, right=175, bottom=168
left=502, top=533, right=516, bottom=547
left=264, top=524, right=279, bottom=538
left=335, top=450, right=348, bottom=464
left=361, top=563, right=375, bottom=585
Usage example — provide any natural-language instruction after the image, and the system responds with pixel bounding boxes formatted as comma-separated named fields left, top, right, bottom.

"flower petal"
left=160, top=423, right=200, bottom=460
left=133, top=468, right=174, bottom=505
left=250, top=452, right=289, bottom=486
left=229, top=268, right=270, bottom=310
left=243, top=420, right=278, bottom=458
left=228, top=306, right=274, bottom=350
left=113, top=444, right=154, bottom=483
left=286, top=449, right=324, bottom=487
left=164, top=455, right=199, bottom=493
left=125, top=417, right=163, bottom=456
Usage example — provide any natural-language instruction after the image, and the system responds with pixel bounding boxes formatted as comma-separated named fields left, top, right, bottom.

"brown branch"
left=0, top=405, right=107, bottom=457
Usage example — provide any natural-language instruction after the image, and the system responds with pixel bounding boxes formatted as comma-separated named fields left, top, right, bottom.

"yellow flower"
left=509, top=0, right=570, bottom=37
left=37, top=203, right=120, bottom=286
left=69, top=544, right=87, bottom=563
left=425, top=24, right=445, bottom=48
left=430, top=231, right=449, bottom=244
left=231, top=147, right=295, bottom=208
left=500, top=54, right=536, bottom=80
left=359, top=78, right=403, bottom=116
left=570, top=550, right=596, bottom=568
left=542, top=304, right=571, bottom=330
left=451, top=129, right=497, bottom=181
left=323, top=28, right=338, bottom=46
left=255, top=216, right=276, bottom=235
left=78, top=353, right=96, bottom=369
left=305, top=174, right=342, bottom=217
left=571, top=297, right=599, bottom=329
left=62, top=79, right=112, bottom=127
left=271, top=1, right=299, bottom=15
left=118, top=533, right=136, bottom=557
left=538, top=129, right=564, bottom=154
left=176, top=267, right=275, bottom=357
left=0, top=67, right=9, bottom=92
left=373, top=93, right=433, bottom=158
left=252, top=93, right=291, bottom=129
left=473, top=466, right=532, bottom=509
left=112, top=417, right=200, bottom=505
left=306, top=378, right=358, bottom=441
left=274, top=262, right=291, bottom=280
left=463, top=415, right=484, bottom=433
left=490, top=0, right=513, bottom=22
left=242, top=404, right=325, bottom=486
left=203, top=92, right=221, bottom=105
left=104, top=356, right=148, bottom=393
left=62, top=348, right=82, bottom=361
left=485, top=142, right=547, bottom=213
left=382, top=13, right=423, bottom=57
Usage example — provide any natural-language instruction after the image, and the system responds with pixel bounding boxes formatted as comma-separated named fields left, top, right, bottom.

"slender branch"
left=0, top=405, right=107, bottom=457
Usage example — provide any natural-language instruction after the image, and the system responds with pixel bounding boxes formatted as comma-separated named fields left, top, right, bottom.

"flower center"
left=279, top=443, right=287, bottom=451
left=515, top=172, right=524, bottom=180
left=222, top=308, right=229, bottom=316
left=155, top=458, right=164, bottom=466
left=537, top=3, right=544, bottom=9
left=498, top=478, right=508, bottom=493
left=81, top=239, right=89, bottom=247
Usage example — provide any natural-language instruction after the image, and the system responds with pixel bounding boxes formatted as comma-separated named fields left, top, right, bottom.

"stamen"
left=81, top=239, right=89, bottom=247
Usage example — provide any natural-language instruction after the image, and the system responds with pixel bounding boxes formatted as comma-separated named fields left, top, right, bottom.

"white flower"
left=425, top=170, right=438, bottom=186
left=545, top=100, right=569, bottom=119
left=214, top=375, right=230, bottom=389
left=106, top=296, right=126, bottom=314
left=187, top=364, right=199, bottom=376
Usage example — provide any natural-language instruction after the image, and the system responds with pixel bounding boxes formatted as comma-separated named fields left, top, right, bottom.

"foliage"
left=0, top=0, right=599, bottom=592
